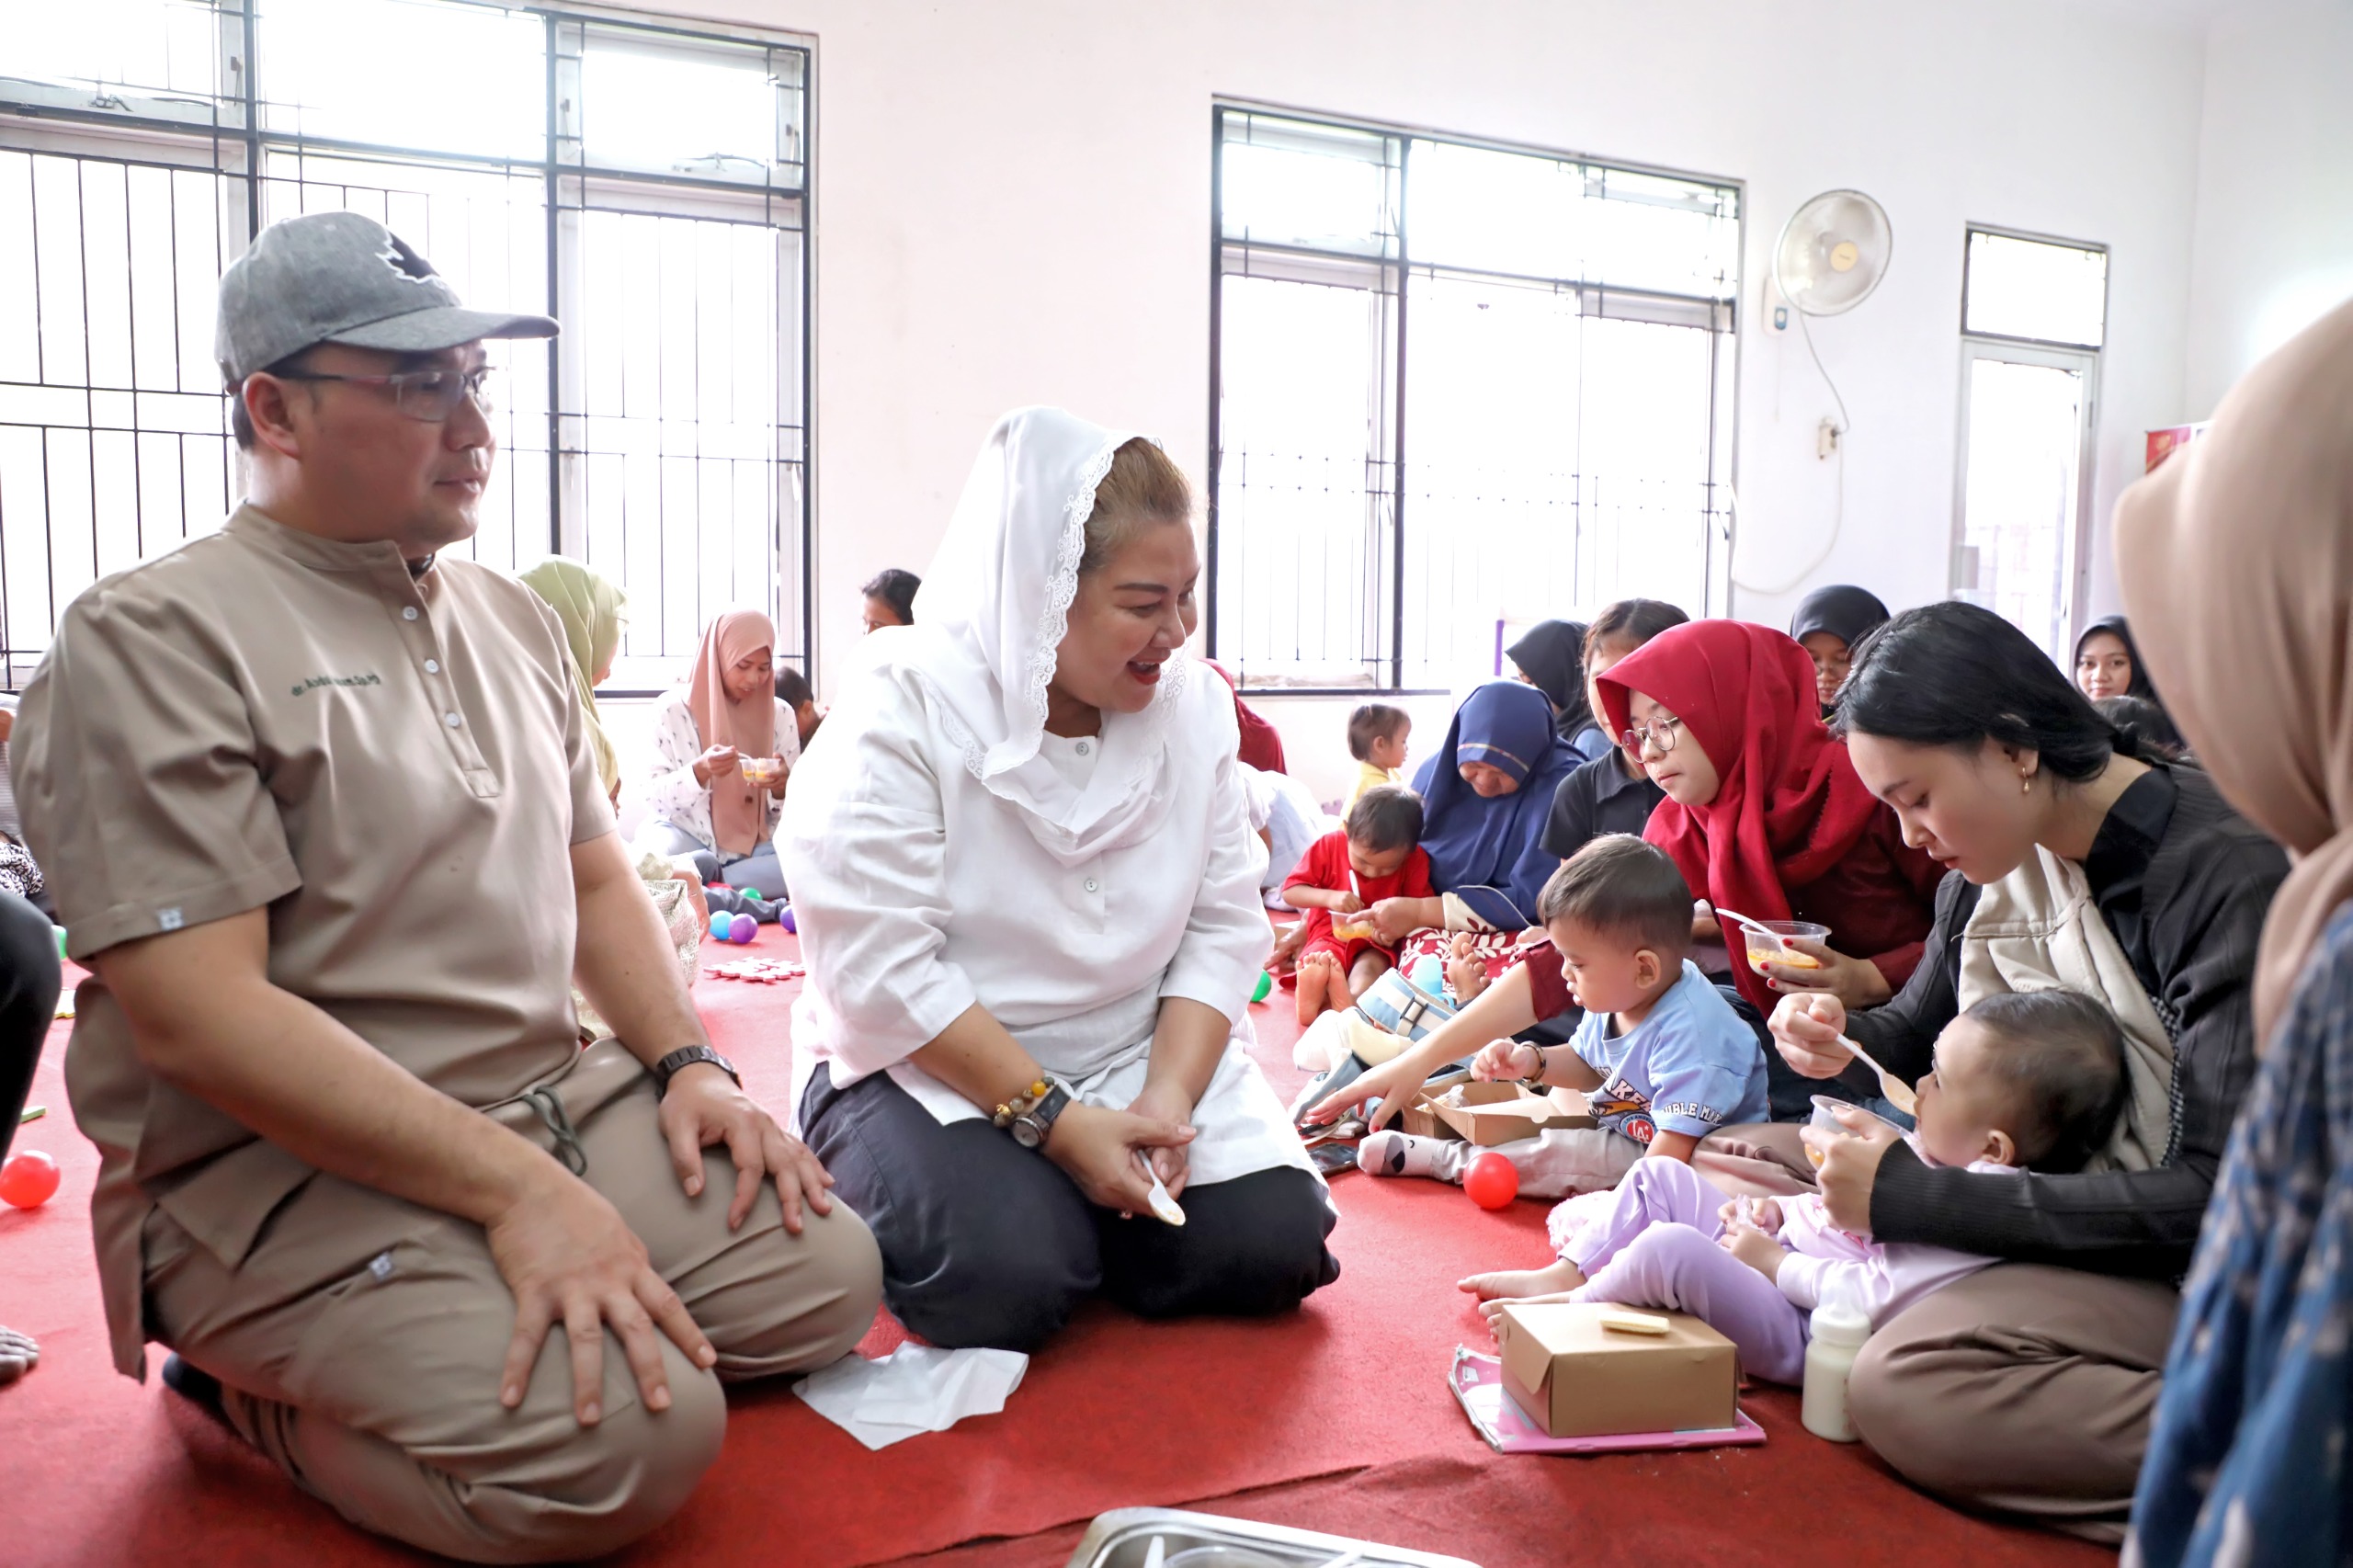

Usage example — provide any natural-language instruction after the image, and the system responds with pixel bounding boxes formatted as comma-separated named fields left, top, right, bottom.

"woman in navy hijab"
left=1369, top=681, right=1577, bottom=937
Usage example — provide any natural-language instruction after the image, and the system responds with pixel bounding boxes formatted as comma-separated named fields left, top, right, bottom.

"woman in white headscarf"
left=782, top=408, right=1338, bottom=1352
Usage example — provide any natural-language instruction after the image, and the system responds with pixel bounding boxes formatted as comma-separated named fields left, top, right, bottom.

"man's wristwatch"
left=1008, top=1078, right=1074, bottom=1150
left=653, top=1045, right=740, bottom=1096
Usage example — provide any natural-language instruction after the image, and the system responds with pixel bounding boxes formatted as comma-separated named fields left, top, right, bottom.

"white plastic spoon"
left=1836, top=1033, right=1917, bottom=1117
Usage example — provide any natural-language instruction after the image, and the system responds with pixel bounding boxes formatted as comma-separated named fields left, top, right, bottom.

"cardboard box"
left=1397, top=1069, right=1472, bottom=1140
left=1415, top=1080, right=1597, bottom=1147
left=1494, top=1302, right=1739, bottom=1438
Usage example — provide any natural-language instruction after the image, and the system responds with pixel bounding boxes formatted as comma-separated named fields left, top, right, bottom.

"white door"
left=1950, top=340, right=2099, bottom=665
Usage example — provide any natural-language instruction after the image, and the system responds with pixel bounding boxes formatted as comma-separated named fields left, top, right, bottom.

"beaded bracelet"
left=1517, top=1041, right=1549, bottom=1091
left=991, top=1078, right=1051, bottom=1130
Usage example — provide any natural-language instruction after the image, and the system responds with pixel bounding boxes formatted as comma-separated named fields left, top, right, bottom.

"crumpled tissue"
left=792, top=1344, right=1029, bottom=1450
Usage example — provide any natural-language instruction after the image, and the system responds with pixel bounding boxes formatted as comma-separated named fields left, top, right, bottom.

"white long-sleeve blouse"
left=782, top=652, right=1313, bottom=1188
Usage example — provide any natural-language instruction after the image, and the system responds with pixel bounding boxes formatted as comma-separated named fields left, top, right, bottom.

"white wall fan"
left=1733, top=188, right=1894, bottom=597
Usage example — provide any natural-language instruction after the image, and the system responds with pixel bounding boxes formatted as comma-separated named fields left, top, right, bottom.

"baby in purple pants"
left=1461, top=990, right=2131, bottom=1383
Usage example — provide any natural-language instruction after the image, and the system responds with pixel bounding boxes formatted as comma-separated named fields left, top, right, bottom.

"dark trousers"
left=801, top=1066, right=1339, bottom=1353
left=0, top=892, right=60, bottom=1164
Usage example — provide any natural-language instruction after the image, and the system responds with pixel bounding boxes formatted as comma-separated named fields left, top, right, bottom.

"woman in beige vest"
left=1753, top=600, right=2285, bottom=1543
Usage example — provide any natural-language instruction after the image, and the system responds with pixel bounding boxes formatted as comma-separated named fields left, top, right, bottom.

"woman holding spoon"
left=1590, top=619, right=1944, bottom=1020
left=782, top=411, right=1336, bottom=1355
left=1743, top=600, right=2285, bottom=1544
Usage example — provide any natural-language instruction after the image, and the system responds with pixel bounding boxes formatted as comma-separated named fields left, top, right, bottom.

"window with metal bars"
left=0, top=0, right=810, bottom=695
left=1209, top=106, right=1741, bottom=693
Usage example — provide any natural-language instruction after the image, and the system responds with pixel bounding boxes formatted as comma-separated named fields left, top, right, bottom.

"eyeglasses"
left=1620, top=715, right=1686, bottom=756
left=274, top=365, right=495, bottom=423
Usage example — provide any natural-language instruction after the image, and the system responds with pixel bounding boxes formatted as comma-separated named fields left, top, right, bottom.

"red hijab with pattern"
left=1595, top=619, right=1884, bottom=1012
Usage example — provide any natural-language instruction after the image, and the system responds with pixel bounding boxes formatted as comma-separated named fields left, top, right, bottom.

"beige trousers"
left=1850, top=1264, right=2177, bottom=1544
left=1694, top=1122, right=2176, bottom=1543
left=143, top=1042, right=884, bottom=1564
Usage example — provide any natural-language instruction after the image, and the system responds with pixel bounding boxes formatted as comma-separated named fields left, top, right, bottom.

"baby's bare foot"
left=1458, top=1256, right=1586, bottom=1302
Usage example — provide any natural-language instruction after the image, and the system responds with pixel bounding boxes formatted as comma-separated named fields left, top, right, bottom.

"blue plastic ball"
left=709, top=912, right=733, bottom=941
left=728, top=913, right=757, bottom=944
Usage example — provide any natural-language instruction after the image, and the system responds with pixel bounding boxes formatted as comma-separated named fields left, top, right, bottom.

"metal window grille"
left=1209, top=106, right=1740, bottom=693
left=0, top=0, right=811, bottom=695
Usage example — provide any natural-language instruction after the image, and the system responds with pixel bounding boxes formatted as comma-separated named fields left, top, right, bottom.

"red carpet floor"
left=0, top=932, right=2111, bottom=1567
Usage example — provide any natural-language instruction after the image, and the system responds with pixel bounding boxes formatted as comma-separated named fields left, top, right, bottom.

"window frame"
left=1949, top=337, right=2102, bottom=660
left=1957, top=222, right=2111, bottom=353
left=0, top=0, right=815, bottom=696
left=1949, top=223, right=2108, bottom=658
left=1206, top=100, right=1743, bottom=696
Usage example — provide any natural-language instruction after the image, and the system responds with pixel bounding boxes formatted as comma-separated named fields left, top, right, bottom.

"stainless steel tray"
left=1063, top=1507, right=1481, bottom=1568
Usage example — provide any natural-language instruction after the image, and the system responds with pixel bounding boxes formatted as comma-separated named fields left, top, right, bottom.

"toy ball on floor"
left=1251, top=971, right=1272, bottom=1004
left=739, top=887, right=765, bottom=902
left=779, top=905, right=798, bottom=935
left=727, top=912, right=758, bottom=944
left=1463, top=1151, right=1518, bottom=1210
left=0, top=1149, right=60, bottom=1210
left=709, top=912, right=733, bottom=942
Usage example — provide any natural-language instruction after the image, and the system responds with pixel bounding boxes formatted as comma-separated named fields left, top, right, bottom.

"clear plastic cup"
left=1805, top=1094, right=1904, bottom=1166
left=1745, top=919, right=1831, bottom=975
left=1332, top=911, right=1376, bottom=941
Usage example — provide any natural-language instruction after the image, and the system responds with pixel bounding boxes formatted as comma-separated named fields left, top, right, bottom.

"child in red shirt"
left=1283, top=785, right=1434, bottom=1026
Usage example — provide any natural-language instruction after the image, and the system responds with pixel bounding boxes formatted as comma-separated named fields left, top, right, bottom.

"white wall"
left=2181, top=0, right=2353, bottom=418
left=635, top=0, right=2212, bottom=783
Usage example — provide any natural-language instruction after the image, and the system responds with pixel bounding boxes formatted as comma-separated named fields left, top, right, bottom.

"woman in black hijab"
left=2073, top=615, right=2160, bottom=703
left=1506, top=619, right=1608, bottom=760
left=1790, top=584, right=1892, bottom=715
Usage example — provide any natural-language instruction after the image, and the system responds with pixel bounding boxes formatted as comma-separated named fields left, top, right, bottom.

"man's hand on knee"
left=659, top=1063, right=837, bottom=1234
left=488, top=1170, right=719, bottom=1426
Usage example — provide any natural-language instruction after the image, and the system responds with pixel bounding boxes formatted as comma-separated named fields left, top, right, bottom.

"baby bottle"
left=1802, top=1302, right=1871, bottom=1442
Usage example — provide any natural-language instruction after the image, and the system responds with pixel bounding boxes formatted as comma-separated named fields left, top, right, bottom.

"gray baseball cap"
left=216, top=210, right=557, bottom=384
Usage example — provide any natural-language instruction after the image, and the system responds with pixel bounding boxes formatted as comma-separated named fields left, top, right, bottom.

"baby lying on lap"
left=1461, top=989, right=2129, bottom=1385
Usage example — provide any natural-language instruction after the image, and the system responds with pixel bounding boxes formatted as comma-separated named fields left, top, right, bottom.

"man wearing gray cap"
left=14, top=210, right=881, bottom=1562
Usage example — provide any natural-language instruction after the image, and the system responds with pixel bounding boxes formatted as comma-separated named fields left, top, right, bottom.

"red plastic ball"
left=1463, top=1151, right=1518, bottom=1210
left=0, top=1149, right=61, bottom=1209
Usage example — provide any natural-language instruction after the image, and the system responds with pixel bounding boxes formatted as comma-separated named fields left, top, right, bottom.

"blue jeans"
left=647, top=822, right=785, bottom=900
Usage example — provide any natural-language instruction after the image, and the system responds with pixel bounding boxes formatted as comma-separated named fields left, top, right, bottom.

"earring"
left=2021, top=775, right=2031, bottom=794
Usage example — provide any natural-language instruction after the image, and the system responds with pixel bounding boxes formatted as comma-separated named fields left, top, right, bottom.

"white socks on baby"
left=1356, top=1131, right=1469, bottom=1183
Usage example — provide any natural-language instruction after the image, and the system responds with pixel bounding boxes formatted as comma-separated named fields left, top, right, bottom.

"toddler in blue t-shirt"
left=1357, top=835, right=1767, bottom=1198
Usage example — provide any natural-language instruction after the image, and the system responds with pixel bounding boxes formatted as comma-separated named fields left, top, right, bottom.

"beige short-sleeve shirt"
left=15, top=505, right=616, bottom=1376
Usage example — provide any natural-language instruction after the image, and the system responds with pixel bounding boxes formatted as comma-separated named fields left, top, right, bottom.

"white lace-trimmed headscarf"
left=901, top=406, right=1196, bottom=867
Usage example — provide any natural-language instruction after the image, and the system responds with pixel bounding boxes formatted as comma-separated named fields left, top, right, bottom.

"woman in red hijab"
left=1594, top=619, right=1939, bottom=1017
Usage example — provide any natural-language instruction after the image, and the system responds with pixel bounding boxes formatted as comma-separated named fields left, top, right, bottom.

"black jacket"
left=1845, top=765, right=2286, bottom=1280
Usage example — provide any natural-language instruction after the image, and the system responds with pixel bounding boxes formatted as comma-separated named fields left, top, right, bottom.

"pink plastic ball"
left=0, top=1149, right=61, bottom=1210
left=1463, top=1151, right=1518, bottom=1210
left=728, top=913, right=757, bottom=944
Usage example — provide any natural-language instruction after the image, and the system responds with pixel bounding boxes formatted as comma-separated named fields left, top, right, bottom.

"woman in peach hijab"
left=2121, top=299, right=2353, bottom=1568
left=642, top=609, right=800, bottom=911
